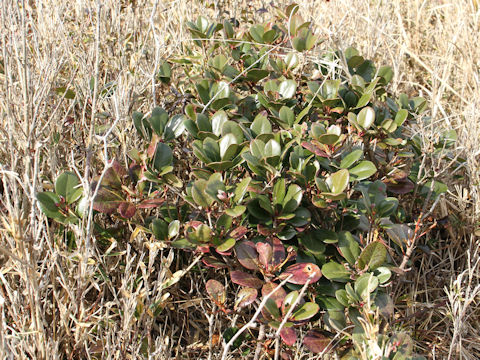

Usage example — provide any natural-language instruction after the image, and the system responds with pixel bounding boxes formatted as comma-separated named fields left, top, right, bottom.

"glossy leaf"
left=235, top=241, right=259, bottom=270
left=262, top=282, right=287, bottom=308
left=321, top=261, right=350, bottom=282
left=250, top=111, right=271, bottom=137
left=292, top=302, right=319, bottom=321
left=256, top=242, right=273, bottom=268
left=230, top=270, right=263, bottom=289
left=357, top=106, right=375, bottom=130
left=340, top=149, right=363, bottom=169
left=337, top=231, right=360, bottom=266
left=55, top=172, right=82, bottom=204
left=153, top=142, right=173, bottom=171
left=358, top=241, right=387, bottom=270
left=349, top=161, right=377, bottom=180
left=278, top=263, right=322, bottom=284
left=326, top=169, right=349, bottom=195
left=280, top=327, right=297, bottom=346
left=234, top=287, right=257, bottom=309
left=36, top=192, right=65, bottom=221
left=278, top=79, right=297, bottom=99
left=192, top=179, right=214, bottom=208
left=118, top=202, right=136, bottom=218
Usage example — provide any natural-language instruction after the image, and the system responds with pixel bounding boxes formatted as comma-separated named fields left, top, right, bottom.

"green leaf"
left=300, top=232, right=326, bottom=255
left=264, top=139, right=281, bottom=158
left=151, top=218, right=168, bottom=240
left=356, top=79, right=378, bottom=108
left=340, top=149, right=363, bottom=169
left=321, top=261, right=350, bottom=282
left=354, top=273, right=379, bottom=301
left=164, top=114, right=186, bottom=140
left=216, top=237, right=236, bottom=252
left=273, top=178, right=286, bottom=206
left=326, top=169, right=349, bottom=195
left=358, top=241, right=387, bottom=270
left=246, top=69, right=269, bottom=82
left=36, top=192, right=65, bottom=221
left=349, top=161, right=377, bottom=180
left=153, top=142, right=173, bottom=171
left=376, top=197, right=398, bottom=218
left=149, top=107, right=169, bottom=136
left=251, top=112, right=272, bottom=137
left=221, top=121, right=244, bottom=143
left=357, top=106, right=375, bottom=130
left=249, top=24, right=264, bottom=43
left=233, top=177, right=251, bottom=203
left=132, top=111, right=151, bottom=140
left=205, top=173, right=226, bottom=201
left=55, top=172, right=82, bottom=204
left=168, top=220, right=180, bottom=239
left=279, top=106, right=295, bottom=127
left=210, top=54, right=228, bottom=71
left=394, top=109, right=408, bottom=126
left=192, top=179, right=214, bottom=208
left=225, top=205, right=246, bottom=217
left=157, top=61, right=171, bottom=84
left=211, top=110, right=228, bottom=137
left=292, top=302, right=319, bottom=321
left=278, top=79, right=297, bottom=99
left=375, top=267, right=392, bottom=284
left=219, top=134, right=238, bottom=160
left=337, top=231, right=360, bottom=266
left=285, top=53, right=299, bottom=69
left=283, top=184, right=302, bottom=213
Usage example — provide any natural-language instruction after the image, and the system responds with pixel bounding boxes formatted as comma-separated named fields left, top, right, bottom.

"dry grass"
left=0, top=0, right=479, bottom=359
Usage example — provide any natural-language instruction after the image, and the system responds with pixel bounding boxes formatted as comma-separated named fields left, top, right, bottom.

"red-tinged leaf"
left=147, top=134, right=160, bottom=158
left=262, top=282, right=287, bottom=308
left=100, top=161, right=125, bottom=189
left=215, top=249, right=233, bottom=256
left=278, top=263, right=322, bottom=284
left=235, top=241, right=259, bottom=270
left=281, top=349, right=293, bottom=360
left=198, top=245, right=212, bottom=254
left=301, top=142, right=329, bottom=157
left=272, top=237, right=286, bottom=266
left=137, top=198, right=165, bottom=209
left=206, top=279, right=226, bottom=305
left=230, top=226, right=248, bottom=240
left=230, top=271, right=263, bottom=289
left=280, top=327, right=297, bottom=346
left=202, top=256, right=228, bottom=269
left=256, top=242, right=273, bottom=268
left=92, top=187, right=125, bottom=214
left=118, top=202, right=136, bottom=218
left=257, top=224, right=276, bottom=236
left=234, top=287, right=257, bottom=309
left=186, top=220, right=204, bottom=229
left=303, top=330, right=330, bottom=354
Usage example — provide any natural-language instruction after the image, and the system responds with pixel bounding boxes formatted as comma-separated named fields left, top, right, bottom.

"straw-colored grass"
left=0, top=0, right=478, bottom=359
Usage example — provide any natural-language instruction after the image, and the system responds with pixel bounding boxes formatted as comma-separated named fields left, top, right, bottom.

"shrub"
left=37, top=4, right=441, bottom=359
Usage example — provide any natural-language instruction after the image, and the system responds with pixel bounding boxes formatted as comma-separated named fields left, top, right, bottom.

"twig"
left=274, top=277, right=313, bottom=360
left=220, top=275, right=292, bottom=360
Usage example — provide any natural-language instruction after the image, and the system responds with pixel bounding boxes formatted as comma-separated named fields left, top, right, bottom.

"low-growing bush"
left=37, top=4, right=453, bottom=359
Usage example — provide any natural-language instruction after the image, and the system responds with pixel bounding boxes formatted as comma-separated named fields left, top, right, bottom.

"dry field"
left=0, top=0, right=479, bottom=359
